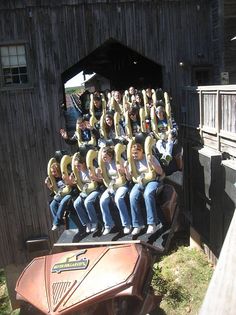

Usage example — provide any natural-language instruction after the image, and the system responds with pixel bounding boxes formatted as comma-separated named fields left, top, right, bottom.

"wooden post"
left=199, top=209, right=236, bottom=315
left=216, top=89, right=220, bottom=151
left=199, top=90, right=203, bottom=138
left=189, top=226, right=202, bottom=250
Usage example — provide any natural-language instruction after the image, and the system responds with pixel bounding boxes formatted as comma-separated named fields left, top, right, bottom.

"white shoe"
left=123, top=226, right=132, bottom=234
left=51, top=224, right=58, bottom=231
left=160, top=155, right=168, bottom=166
left=103, top=227, right=112, bottom=236
left=86, top=223, right=91, bottom=233
left=146, top=223, right=163, bottom=234
left=91, top=223, right=98, bottom=232
left=132, top=226, right=145, bottom=235
left=161, top=154, right=172, bottom=166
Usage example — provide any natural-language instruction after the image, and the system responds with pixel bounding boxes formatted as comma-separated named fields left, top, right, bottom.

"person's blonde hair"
left=50, top=162, right=61, bottom=175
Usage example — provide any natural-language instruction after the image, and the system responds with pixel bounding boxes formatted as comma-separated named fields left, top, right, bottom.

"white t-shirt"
left=105, top=158, right=125, bottom=179
left=56, top=179, right=66, bottom=190
left=105, top=160, right=117, bottom=179
left=79, top=169, right=90, bottom=184
left=135, top=156, right=160, bottom=174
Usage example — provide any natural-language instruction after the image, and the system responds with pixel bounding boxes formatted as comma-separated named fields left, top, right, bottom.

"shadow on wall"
left=188, top=146, right=235, bottom=257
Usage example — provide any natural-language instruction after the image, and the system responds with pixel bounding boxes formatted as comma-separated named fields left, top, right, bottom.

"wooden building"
left=84, top=73, right=111, bottom=92
left=0, top=0, right=235, bottom=275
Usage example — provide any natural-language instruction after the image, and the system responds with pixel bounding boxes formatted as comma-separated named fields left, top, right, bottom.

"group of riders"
left=45, top=86, right=182, bottom=236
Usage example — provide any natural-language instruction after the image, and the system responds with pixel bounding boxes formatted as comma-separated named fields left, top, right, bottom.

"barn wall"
left=223, top=0, right=236, bottom=83
left=0, top=0, right=219, bottom=266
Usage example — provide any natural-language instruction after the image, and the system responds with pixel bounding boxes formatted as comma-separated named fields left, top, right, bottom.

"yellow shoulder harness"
left=72, top=151, right=98, bottom=195
left=59, top=155, right=72, bottom=196
left=75, top=122, right=96, bottom=147
left=98, top=144, right=127, bottom=190
left=127, top=136, right=157, bottom=185
left=47, top=158, right=60, bottom=194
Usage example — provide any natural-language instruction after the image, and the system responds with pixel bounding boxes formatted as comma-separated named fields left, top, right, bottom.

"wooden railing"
left=199, top=207, right=236, bottom=315
left=182, top=85, right=236, bottom=156
left=182, top=85, right=236, bottom=313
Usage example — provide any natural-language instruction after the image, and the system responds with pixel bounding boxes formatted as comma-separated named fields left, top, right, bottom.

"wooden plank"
left=199, top=90, right=203, bottom=137
left=202, top=127, right=217, bottom=135
left=220, top=137, right=236, bottom=157
left=197, top=85, right=236, bottom=91
left=200, top=210, right=236, bottom=315
left=216, top=90, right=220, bottom=151
left=202, top=134, right=218, bottom=150
left=220, top=130, right=236, bottom=141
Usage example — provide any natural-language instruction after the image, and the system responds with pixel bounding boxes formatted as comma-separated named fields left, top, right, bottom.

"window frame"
left=191, top=65, right=213, bottom=86
left=0, top=41, right=32, bottom=90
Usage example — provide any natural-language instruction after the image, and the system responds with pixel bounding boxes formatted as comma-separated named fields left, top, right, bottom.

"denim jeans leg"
left=53, top=194, right=71, bottom=226
left=100, top=189, right=115, bottom=228
left=114, top=186, right=131, bottom=226
left=49, top=199, right=59, bottom=220
left=144, top=181, right=159, bottom=225
left=130, top=183, right=145, bottom=227
left=84, top=191, right=99, bottom=224
left=74, top=195, right=89, bottom=226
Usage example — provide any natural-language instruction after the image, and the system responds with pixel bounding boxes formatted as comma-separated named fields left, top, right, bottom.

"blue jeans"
left=50, top=194, right=72, bottom=226
left=100, top=186, right=131, bottom=228
left=130, top=181, right=162, bottom=227
left=73, top=191, right=99, bottom=226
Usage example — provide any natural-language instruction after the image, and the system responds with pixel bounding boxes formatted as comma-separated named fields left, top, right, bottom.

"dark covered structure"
left=63, top=39, right=163, bottom=90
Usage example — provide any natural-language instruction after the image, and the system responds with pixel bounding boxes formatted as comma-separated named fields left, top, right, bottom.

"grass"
left=65, top=86, right=84, bottom=95
left=0, top=269, right=20, bottom=315
left=152, top=246, right=214, bottom=315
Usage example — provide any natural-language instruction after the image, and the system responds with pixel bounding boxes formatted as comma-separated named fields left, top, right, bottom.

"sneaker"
left=165, top=154, right=172, bottom=163
left=86, top=223, right=91, bottom=233
left=160, top=155, right=168, bottom=166
left=161, top=154, right=172, bottom=166
left=91, top=223, right=98, bottom=232
left=103, top=227, right=112, bottom=236
left=132, top=225, right=145, bottom=236
left=146, top=223, right=163, bottom=234
left=123, top=226, right=132, bottom=235
left=51, top=224, right=58, bottom=231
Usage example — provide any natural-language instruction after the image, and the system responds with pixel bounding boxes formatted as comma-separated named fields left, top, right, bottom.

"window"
left=0, top=44, right=28, bottom=85
left=192, top=66, right=213, bottom=86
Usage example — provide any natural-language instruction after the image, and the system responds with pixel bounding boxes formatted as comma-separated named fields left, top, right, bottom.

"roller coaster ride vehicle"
left=16, top=136, right=180, bottom=315
left=15, top=241, right=162, bottom=315
left=15, top=179, right=179, bottom=315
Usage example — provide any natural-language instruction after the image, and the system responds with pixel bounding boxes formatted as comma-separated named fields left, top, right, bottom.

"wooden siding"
left=224, top=0, right=236, bottom=83
left=0, top=0, right=223, bottom=266
left=210, top=0, right=223, bottom=83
